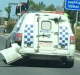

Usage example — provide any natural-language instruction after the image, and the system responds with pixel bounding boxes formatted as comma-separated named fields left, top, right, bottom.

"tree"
left=5, top=4, right=12, bottom=20
left=28, top=0, right=55, bottom=11
left=36, top=2, right=46, bottom=10
left=0, top=10, right=2, bottom=12
left=28, top=0, right=46, bottom=11
left=45, top=4, right=56, bottom=11
left=28, top=0, right=36, bottom=10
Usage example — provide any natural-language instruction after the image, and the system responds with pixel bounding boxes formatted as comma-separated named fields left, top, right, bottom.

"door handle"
left=36, top=34, right=51, bottom=38
left=54, top=32, right=58, bottom=35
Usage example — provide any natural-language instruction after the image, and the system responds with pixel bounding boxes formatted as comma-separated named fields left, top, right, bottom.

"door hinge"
left=37, top=46, right=40, bottom=48
left=54, top=32, right=58, bottom=35
left=54, top=45, right=58, bottom=48
left=36, top=33, right=51, bottom=38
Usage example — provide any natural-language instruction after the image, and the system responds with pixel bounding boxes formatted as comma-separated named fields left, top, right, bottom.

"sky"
left=0, top=0, right=64, bottom=18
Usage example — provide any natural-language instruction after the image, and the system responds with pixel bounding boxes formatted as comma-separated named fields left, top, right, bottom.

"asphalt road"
left=0, top=27, right=80, bottom=75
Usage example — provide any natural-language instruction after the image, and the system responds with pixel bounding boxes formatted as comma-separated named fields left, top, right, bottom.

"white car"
left=5, top=11, right=75, bottom=68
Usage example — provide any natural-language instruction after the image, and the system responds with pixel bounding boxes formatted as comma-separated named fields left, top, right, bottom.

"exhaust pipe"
left=0, top=43, right=22, bottom=64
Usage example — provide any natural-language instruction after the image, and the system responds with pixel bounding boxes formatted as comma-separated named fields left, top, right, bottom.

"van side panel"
left=21, top=13, right=35, bottom=53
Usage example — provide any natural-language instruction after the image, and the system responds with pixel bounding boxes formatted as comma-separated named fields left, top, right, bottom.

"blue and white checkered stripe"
left=59, top=26, right=68, bottom=49
left=24, top=25, right=34, bottom=47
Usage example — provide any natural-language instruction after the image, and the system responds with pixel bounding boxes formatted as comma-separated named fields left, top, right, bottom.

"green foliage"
left=28, top=0, right=56, bottom=11
left=0, top=10, right=1, bottom=12
left=0, top=17, right=8, bottom=25
left=5, top=21, right=16, bottom=31
left=28, top=0, right=36, bottom=10
left=75, top=29, right=80, bottom=51
left=45, top=4, right=56, bottom=11
left=36, top=2, right=46, bottom=10
left=77, top=23, right=80, bottom=26
left=5, top=4, right=12, bottom=20
left=28, top=0, right=46, bottom=10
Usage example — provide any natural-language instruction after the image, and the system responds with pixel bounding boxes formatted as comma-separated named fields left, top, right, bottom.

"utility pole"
left=75, top=11, right=78, bottom=36
left=19, top=0, right=21, bottom=18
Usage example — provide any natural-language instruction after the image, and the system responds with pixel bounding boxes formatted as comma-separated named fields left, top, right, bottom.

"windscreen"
left=13, top=14, right=26, bottom=31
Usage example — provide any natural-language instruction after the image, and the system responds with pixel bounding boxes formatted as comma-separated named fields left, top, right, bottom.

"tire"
left=65, top=60, right=74, bottom=68
left=10, top=56, right=30, bottom=66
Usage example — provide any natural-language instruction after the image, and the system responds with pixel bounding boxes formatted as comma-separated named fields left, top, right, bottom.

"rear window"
left=13, top=14, right=26, bottom=31
left=41, top=21, right=51, bottom=30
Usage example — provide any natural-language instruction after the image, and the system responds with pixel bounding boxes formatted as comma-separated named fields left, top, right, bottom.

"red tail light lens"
left=70, top=36, right=75, bottom=44
left=16, top=33, right=22, bottom=41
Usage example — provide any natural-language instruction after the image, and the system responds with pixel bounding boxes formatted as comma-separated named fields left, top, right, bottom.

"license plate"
left=39, top=42, right=52, bottom=47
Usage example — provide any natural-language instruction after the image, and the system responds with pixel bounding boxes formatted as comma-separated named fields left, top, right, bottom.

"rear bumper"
left=20, top=45, right=75, bottom=61
left=26, top=54, right=63, bottom=60
left=20, top=50, right=74, bottom=61
left=20, top=48, right=74, bottom=56
left=21, top=53, right=74, bottom=62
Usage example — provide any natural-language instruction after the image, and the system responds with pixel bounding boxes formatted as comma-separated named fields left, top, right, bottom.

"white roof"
left=24, top=12, right=68, bottom=21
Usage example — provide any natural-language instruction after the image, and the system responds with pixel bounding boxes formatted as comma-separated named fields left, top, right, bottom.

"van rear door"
left=34, top=14, right=69, bottom=54
left=34, top=14, right=59, bottom=51
left=21, top=13, right=69, bottom=54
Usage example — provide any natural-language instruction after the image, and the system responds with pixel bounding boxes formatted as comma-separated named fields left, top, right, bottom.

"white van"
left=1, top=11, right=76, bottom=68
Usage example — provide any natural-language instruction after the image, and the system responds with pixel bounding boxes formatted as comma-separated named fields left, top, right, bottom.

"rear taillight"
left=70, top=36, right=75, bottom=44
left=16, top=33, right=22, bottom=41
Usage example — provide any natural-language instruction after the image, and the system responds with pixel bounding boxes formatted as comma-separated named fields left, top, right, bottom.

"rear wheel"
left=10, top=56, right=30, bottom=66
left=65, top=60, right=74, bottom=68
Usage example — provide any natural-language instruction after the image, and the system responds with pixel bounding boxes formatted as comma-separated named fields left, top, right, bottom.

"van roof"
left=24, top=12, right=68, bottom=21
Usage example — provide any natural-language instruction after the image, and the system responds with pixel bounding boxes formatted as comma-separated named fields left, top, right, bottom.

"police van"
left=0, top=11, right=75, bottom=68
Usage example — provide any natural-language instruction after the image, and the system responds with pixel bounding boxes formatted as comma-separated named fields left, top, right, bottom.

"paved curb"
left=0, top=33, right=9, bottom=38
left=75, top=53, right=80, bottom=56
left=3, top=33, right=9, bottom=36
left=0, top=25, right=5, bottom=27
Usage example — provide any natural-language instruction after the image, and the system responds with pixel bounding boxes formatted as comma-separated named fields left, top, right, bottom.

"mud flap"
left=0, top=43, right=22, bottom=64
